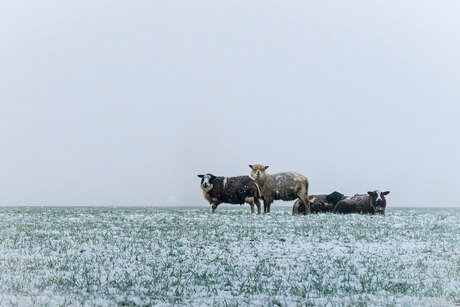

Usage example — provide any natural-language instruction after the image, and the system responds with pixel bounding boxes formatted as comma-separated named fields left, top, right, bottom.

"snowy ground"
left=0, top=206, right=459, bottom=306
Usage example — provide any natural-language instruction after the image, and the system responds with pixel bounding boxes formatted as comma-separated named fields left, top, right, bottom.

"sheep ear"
left=264, top=165, right=269, bottom=170
left=197, top=175, right=204, bottom=178
left=249, top=165, right=253, bottom=169
left=367, top=191, right=375, bottom=196
left=382, top=191, right=390, bottom=195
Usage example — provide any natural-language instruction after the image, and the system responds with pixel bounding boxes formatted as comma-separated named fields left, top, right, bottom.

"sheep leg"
left=296, top=182, right=311, bottom=214
left=264, top=199, right=273, bottom=213
left=292, top=203, right=297, bottom=215
left=211, top=200, right=220, bottom=213
left=255, top=198, right=262, bottom=214
left=245, top=197, right=255, bottom=214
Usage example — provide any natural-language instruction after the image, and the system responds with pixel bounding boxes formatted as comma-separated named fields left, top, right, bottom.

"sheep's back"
left=335, top=195, right=372, bottom=213
left=210, top=176, right=259, bottom=204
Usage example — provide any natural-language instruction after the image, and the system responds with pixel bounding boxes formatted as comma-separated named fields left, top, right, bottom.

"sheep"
left=334, top=190, right=390, bottom=214
left=197, top=174, right=261, bottom=213
left=292, top=191, right=346, bottom=215
left=249, top=164, right=310, bottom=213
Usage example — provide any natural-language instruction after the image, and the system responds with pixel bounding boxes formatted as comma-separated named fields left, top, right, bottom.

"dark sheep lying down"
left=197, top=174, right=261, bottom=214
left=292, top=191, right=346, bottom=215
left=334, top=190, right=390, bottom=215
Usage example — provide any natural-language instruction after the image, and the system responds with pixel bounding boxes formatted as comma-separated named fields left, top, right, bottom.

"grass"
left=0, top=206, right=459, bottom=306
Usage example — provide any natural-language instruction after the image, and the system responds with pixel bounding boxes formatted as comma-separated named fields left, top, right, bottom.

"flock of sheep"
left=198, top=164, right=390, bottom=215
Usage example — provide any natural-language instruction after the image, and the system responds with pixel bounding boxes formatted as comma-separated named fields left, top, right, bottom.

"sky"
left=1, top=0, right=459, bottom=207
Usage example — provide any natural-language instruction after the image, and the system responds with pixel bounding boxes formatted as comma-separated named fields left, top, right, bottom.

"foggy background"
left=1, top=1, right=459, bottom=207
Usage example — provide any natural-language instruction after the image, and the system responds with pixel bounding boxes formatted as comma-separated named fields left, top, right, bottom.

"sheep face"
left=249, top=164, right=269, bottom=181
left=197, top=174, right=216, bottom=191
left=367, top=190, right=390, bottom=214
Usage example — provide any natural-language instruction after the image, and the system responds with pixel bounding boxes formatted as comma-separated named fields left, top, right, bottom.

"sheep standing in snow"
left=249, top=164, right=310, bottom=213
left=197, top=174, right=262, bottom=213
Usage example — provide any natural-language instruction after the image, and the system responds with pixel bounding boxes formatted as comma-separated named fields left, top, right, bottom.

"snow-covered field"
left=0, top=206, right=458, bottom=306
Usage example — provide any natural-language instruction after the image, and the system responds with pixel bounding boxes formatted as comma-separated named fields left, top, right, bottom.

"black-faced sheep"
left=197, top=174, right=261, bottom=213
left=334, top=190, right=390, bottom=214
left=249, top=164, right=310, bottom=213
left=292, top=191, right=346, bottom=215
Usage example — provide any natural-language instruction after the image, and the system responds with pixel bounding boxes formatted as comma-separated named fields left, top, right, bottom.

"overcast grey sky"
left=1, top=1, right=459, bottom=207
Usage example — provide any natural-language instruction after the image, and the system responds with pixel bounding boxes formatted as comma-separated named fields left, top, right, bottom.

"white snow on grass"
left=0, top=206, right=459, bottom=306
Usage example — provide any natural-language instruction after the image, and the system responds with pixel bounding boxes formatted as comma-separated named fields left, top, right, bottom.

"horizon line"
left=0, top=204, right=459, bottom=208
